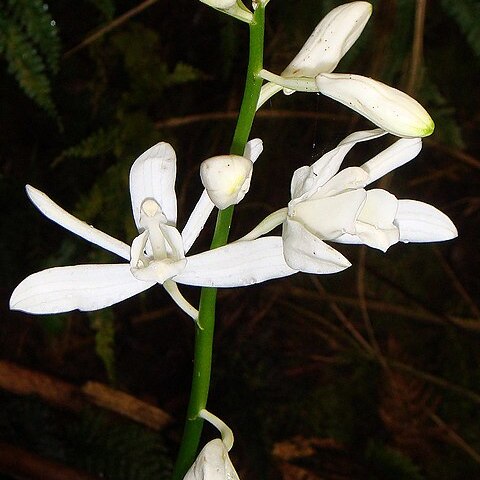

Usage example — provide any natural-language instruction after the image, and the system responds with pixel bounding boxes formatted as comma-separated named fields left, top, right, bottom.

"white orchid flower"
left=240, top=129, right=457, bottom=270
left=200, top=154, right=253, bottom=210
left=183, top=410, right=239, bottom=480
left=199, top=0, right=253, bottom=24
left=10, top=140, right=298, bottom=318
left=257, top=2, right=434, bottom=138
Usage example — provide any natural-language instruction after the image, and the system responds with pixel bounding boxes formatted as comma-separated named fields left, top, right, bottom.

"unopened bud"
left=283, top=2, right=372, bottom=77
left=316, top=73, right=435, bottom=138
left=200, top=155, right=253, bottom=210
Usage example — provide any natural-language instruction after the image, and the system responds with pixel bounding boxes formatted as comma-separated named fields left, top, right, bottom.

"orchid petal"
left=160, top=223, right=186, bottom=260
left=174, top=237, right=297, bottom=287
left=292, top=189, right=366, bottom=239
left=282, top=2, right=372, bottom=77
left=131, top=258, right=187, bottom=284
left=355, top=189, right=400, bottom=251
left=10, top=264, right=153, bottom=314
left=282, top=219, right=351, bottom=274
left=361, top=137, right=422, bottom=184
left=290, top=129, right=385, bottom=199
left=130, top=142, right=177, bottom=229
left=244, top=138, right=263, bottom=163
left=396, top=200, right=458, bottom=243
left=26, top=185, right=130, bottom=261
left=181, top=190, right=214, bottom=254
left=316, top=73, right=435, bottom=138
left=312, top=166, right=369, bottom=199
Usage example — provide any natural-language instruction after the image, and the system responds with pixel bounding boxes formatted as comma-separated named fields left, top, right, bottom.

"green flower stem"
left=172, top=6, right=265, bottom=480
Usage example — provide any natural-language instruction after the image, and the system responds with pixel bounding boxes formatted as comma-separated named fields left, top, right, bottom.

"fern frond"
left=60, top=127, right=120, bottom=160
left=0, top=12, right=57, bottom=117
left=440, top=0, right=480, bottom=57
left=8, top=0, right=60, bottom=73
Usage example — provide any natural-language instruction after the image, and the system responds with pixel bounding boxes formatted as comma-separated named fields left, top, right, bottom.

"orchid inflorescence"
left=10, top=2, right=457, bottom=478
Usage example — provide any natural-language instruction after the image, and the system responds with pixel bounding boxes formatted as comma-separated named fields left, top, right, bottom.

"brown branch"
left=432, top=246, right=480, bottom=319
left=428, top=411, right=480, bottom=464
left=310, top=277, right=375, bottom=356
left=425, top=139, right=480, bottom=170
left=286, top=286, right=480, bottom=332
left=63, top=0, right=159, bottom=59
left=0, top=442, right=99, bottom=480
left=0, top=360, right=173, bottom=431
left=406, top=0, right=427, bottom=94
left=155, top=109, right=351, bottom=129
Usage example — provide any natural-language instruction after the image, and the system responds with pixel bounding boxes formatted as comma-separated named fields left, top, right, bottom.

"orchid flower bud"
left=200, top=155, right=253, bottom=210
left=282, top=1, right=372, bottom=78
left=199, top=0, right=253, bottom=23
left=183, top=409, right=239, bottom=480
left=183, top=439, right=240, bottom=480
left=316, top=73, right=435, bottom=138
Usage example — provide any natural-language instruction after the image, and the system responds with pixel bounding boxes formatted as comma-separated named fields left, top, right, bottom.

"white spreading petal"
left=396, top=200, right=458, bottom=243
left=316, top=73, right=435, bottom=138
left=182, top=190, right=215, bottom=254
left=25, top=185, right=130, bottom=261
left=130, top=142, right=178, bottom=228
left=292, top=189, right=367, bottom=239
left=174, top=237, right=296, bottom=287
left=290, top=128, right=385, bottom=199
left=200, top=155, right=253, bottom=209
left=282, top=1, right=372, bottom=77
left=183, top=439, right=239, bottom=480
left=10, top=264, right=154, bottom=314
left=361, top=137, right=422, bottom=184
left=282, top=219, right=351, bottom=274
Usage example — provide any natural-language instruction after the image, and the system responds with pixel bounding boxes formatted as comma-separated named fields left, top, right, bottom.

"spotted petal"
left=10, top=264, right=154, bottom=314
left=282, top=1, right=372, bottom=77
left=316, top=73, right=435, bottom=138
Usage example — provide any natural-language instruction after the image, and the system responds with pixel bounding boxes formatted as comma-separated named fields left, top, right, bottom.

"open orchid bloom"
left=257, top=2, right=434, bottom=138
left=183, top=410, right=239, bottom=480
left=10, top=140, right=297, bottom=318
left=240, top=129, right=457, bottom=270
left=199, top=0, right=253, bottom=23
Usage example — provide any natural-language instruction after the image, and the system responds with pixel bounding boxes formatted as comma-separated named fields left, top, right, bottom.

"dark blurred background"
left=1, top=0, right=479, bottom=478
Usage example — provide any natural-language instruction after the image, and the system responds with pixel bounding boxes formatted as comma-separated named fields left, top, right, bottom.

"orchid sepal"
left=316, top=73, right=435, bottom=138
